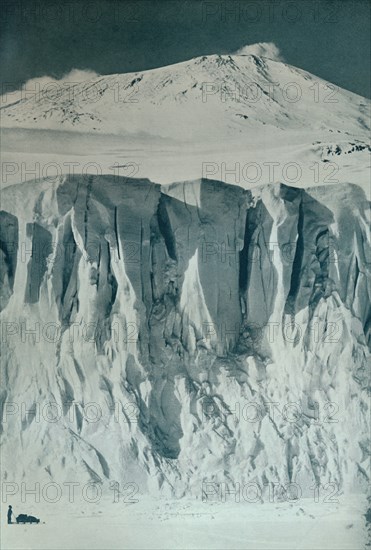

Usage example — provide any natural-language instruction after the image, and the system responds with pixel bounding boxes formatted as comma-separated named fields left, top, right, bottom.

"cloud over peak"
left=233, top=42, right=285, bottom=62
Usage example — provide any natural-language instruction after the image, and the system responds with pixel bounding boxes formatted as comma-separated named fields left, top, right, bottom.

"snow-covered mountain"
left=1, top=53, right=370, bottom=191
left=1, top=53, right=370, bottom=139
left=0, top=51, right=370, bottom=503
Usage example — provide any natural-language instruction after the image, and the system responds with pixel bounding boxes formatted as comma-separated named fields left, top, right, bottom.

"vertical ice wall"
left=0, top=176, right=369, bottom=492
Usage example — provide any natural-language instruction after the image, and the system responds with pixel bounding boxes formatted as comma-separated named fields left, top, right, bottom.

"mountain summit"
left=1, top=53, right=370, bottom=139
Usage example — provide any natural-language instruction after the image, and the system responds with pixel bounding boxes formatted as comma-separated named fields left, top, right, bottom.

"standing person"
left=7, top=505, right=13, bottom=524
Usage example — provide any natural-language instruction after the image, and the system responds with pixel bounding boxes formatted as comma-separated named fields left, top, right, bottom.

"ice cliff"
left=0, top=175, right=369, bottom=496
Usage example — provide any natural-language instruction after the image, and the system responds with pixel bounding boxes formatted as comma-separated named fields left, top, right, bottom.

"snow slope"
left=1, top=53, right=370, bottom=189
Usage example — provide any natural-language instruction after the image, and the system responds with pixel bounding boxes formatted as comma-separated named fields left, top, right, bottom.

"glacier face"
left=0, top=175, right=370, bottom=496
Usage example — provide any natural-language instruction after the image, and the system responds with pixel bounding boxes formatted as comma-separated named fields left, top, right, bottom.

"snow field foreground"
left=1, top=494, right=369, bottom=550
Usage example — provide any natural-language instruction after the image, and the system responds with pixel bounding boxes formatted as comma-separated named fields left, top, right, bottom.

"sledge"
left=16, top=514, right=41, bottom=524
